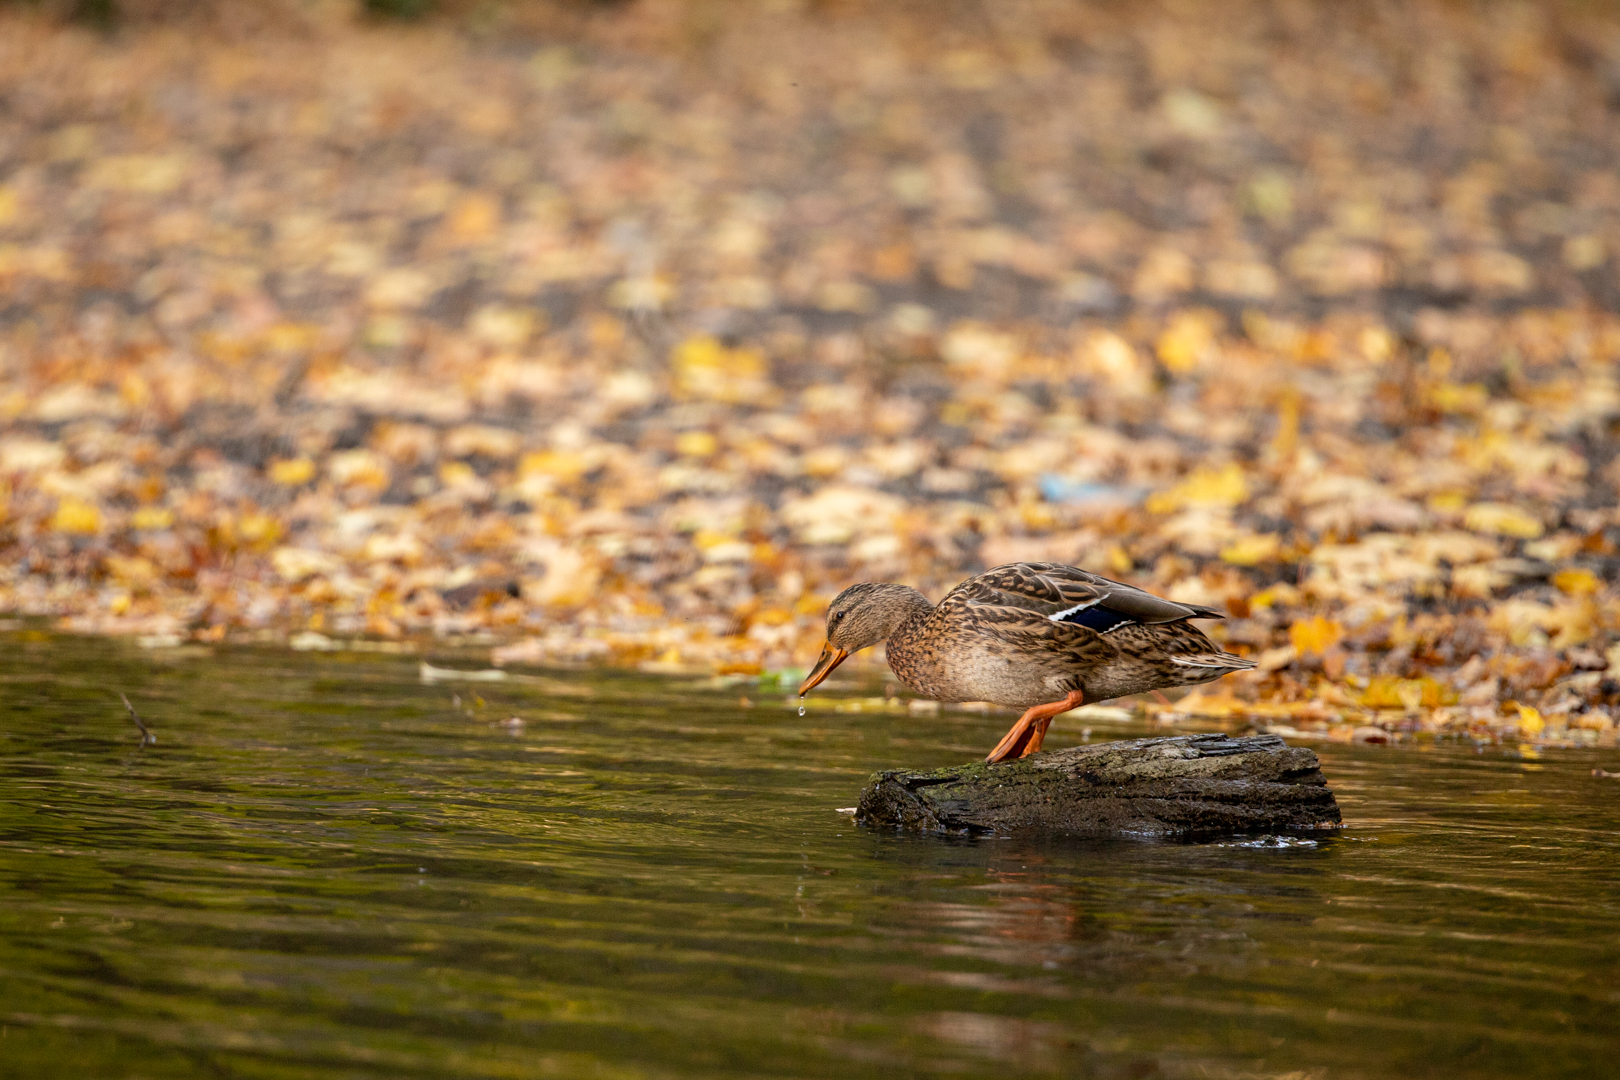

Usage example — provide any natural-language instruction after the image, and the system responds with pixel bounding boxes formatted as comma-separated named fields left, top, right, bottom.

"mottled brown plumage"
left=798, top=562, right=1256, bottom=762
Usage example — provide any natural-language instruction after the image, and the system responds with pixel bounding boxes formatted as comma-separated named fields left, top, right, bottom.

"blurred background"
left=3, top=0, right=1620, bottom=739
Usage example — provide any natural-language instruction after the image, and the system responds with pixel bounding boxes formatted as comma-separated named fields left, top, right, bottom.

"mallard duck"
left=797, top=562, right=1256, bottom=762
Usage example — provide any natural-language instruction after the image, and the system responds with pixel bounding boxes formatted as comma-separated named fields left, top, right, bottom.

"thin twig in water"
left=120, top=693, right=156, bottom=745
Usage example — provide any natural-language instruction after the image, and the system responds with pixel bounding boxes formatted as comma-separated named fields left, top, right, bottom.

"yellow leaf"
left=271, top=546, right=342, bottom=582
left=1162, top=689, right=1248, bottom=717
left=1288, top=615, right=1343, bottom=657
left=365, top=268, right=434, bottom=310
left=238, top=512, right=282, bottom=551
left=1544, top=597, right=1598, bottom=648
left=468, top=305, right=537, bottom=348
left=269, top=458, right=316, bottom=486
left=1488, top=599, right=1554, bottom=647
left=1515, top=703, right=1545, bottom=737
left=1464, top=502, right=1544, bottom=539
left=327, top=449, right=390, bottom=489
left=85, top=154, right=188, bottom=194
left=1106, top=544, right=1134, bottom=574
left=131, top=506, right=174, bottom=530
left=1146, top=463, right=1249, bottom=514
left=1552, top=568, right=1599, bottom=596
left=670, top=335, right=771, bottom=404
left=1360, top=326, right=1393, bottom=363
left=446, top=193, right=500, bottom=243
left=1076, top=331, right=1151, bottom=396
left=802, top=445, right=848, bottom=478
left=1359, top=676, right=1456, bottom=709
left=120, top=373, right=152, bottom=408
left=519, top=450, right=589, bottom=483
left=942, top=323, right=1019, bottom=376
left=607, top=274, right=675, bottom=311
left=265, top=323, right=320, bottom=353
left=1017, top=499, right=1056, bottom=531
left=1268, top=391, right=1299, bottom=459
left=691, top=528, right=739, bottom=552
left=1155, top=310, right=1217, bottom=374
left=1249, top=582, right=1300, bottom=611
left=754, top=606, right=793, bottom=627
left=1426, top=491, right=1468, bottom=514
left=51, top=498, right=102, bottom=535
left=676, top=431, right=719, bottom=458
left=1133, top=246, right=1195, bottom=299
left=1564, top=234, right=1606, bottom=271
left=1221, top=533, right=1281, bottom=567
left=1163, top=89, right=1223, bottom=137
left=1428, top=381, right=1488, bottom=414
left=443, top=424, right=520, bottom=459
left=439, top=461, right=478, bottom=487
left=104, top=555, right=157, bottom=587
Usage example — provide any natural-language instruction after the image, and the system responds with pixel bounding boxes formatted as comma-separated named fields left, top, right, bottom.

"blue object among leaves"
left=1038, top=475, right=1147, bottom=507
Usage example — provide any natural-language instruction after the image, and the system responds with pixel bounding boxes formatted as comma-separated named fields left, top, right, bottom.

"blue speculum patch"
left=1060, top=605, right=1137, bottom=633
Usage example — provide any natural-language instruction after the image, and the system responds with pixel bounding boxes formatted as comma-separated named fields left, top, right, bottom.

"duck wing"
left=951, top=561, right=1225, bottom=634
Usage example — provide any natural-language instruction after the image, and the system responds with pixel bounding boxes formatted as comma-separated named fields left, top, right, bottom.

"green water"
left=2, top=632, right=1617, bottom=1079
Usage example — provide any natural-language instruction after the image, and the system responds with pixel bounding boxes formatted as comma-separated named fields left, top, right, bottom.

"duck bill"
left=798, top=643, right=850, bottom=696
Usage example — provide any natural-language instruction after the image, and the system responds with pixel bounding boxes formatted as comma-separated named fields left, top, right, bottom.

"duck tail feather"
left=1170, top=652, right=1257, bottom=670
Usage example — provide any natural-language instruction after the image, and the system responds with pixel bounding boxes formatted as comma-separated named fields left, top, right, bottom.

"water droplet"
left=798, top=695, right=806, bottom=717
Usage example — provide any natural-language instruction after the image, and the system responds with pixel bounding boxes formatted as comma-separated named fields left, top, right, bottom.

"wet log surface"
left=857, top=733, right=1342, bottom=839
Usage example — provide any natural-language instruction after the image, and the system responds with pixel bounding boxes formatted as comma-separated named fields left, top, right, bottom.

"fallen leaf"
left=1359, top=676, right=1456, bottom=709
left=1221, top=533, right=1281, bottom=566
left=1464, top=502, right=1544, bottom=539
left=51, top=498, right=102, bottom=534
left=1146, top=463, right=1249, bottom=514
left=269, top=458, right=316, bottom=486
left=1289, top=616, right=1343, bottom=657
left=1552, top=567, right=1599, bottom=595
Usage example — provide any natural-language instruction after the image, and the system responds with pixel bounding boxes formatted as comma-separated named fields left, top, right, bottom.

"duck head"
left=797, top=583, right=931, bottom=695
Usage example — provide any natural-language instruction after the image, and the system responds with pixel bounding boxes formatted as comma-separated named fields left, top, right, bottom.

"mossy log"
left=857, top=733, right=1342, bottom=838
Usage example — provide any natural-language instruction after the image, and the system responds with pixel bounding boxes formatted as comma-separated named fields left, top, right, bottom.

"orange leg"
left=984, top=690, right=1085, bottom=763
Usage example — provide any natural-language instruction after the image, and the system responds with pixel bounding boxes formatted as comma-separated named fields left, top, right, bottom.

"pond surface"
left=2, top=632, right=1618, bottom=1079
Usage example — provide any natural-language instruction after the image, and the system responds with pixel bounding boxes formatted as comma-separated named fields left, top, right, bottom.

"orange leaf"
left=1288, top=616, right=1343, bottom=657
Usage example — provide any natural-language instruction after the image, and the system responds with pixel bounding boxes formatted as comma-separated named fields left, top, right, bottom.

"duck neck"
left=881, top=586, right=935, bottom=646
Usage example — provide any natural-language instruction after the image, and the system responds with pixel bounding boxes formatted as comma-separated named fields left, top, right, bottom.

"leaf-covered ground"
left=3, top=1, right=1620, bottom=745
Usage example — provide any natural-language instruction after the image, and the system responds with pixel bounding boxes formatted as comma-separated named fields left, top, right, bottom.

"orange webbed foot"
left=984, top=690, right=1084, bottom=762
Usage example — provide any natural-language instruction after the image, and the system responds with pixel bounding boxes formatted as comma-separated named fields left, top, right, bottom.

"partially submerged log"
left=857, top=733, right=1342, bottom=838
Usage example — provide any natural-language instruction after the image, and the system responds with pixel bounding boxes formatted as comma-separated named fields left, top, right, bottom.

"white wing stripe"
left=1170, top=654, right=1244, bottom=668
left=1048, top=598, right=1101, bottom=622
